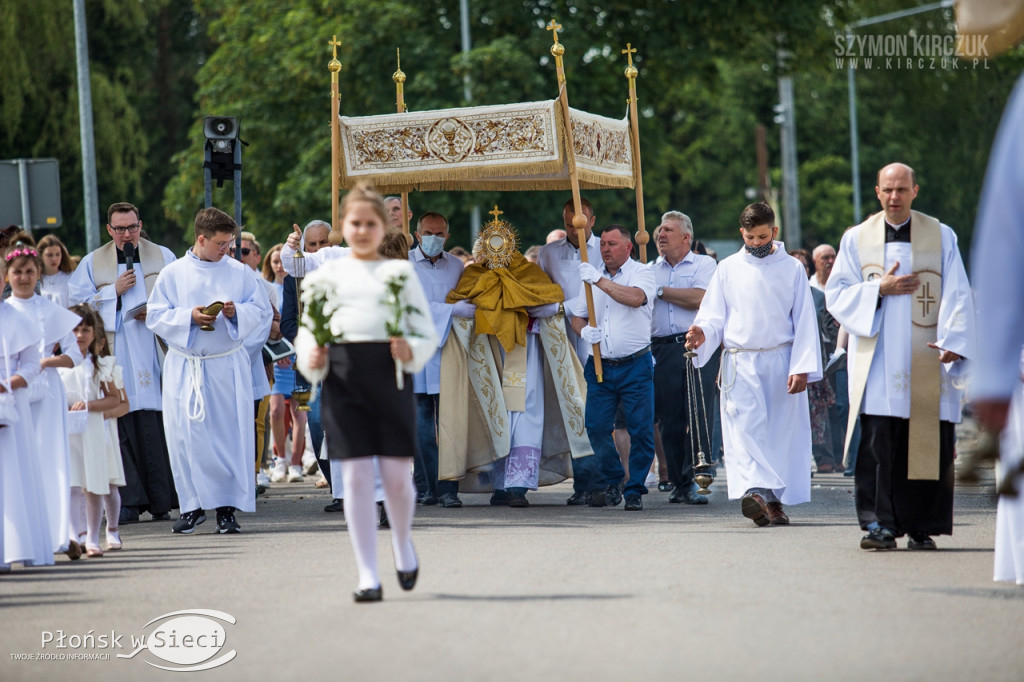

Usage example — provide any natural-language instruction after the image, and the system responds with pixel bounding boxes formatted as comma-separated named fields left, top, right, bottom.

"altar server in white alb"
left=969, top=74, right=1024, bottom=584
left=686, top=202, right=822, bottom=527
left=147, top=207, right=273, bottom=535
left=826, top=163, right=974, bottom=552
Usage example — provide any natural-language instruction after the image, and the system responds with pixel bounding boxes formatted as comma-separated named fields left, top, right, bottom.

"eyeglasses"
left=229, top=247, right=252, bottom=256
left=110, top=223, right=141, bottom=235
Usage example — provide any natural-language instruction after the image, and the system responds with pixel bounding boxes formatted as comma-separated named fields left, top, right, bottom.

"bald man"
left=826, top=162, right=975, bottom=552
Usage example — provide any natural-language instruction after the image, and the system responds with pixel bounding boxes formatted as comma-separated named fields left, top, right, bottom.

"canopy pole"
left=547, top=20, right=602, bottom=382
left=328, top=36, right=343, bottom=245
left=393, top=48, right=411, bottom=241
left=622, top=43, right=648, bottom=264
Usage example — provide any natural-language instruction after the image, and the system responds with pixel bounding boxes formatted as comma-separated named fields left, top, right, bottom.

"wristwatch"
left=656, top=286, right=664, bottom=299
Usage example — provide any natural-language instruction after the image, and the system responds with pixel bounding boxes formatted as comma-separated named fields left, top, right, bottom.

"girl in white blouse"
left=295, top=184, right=437, bottom=603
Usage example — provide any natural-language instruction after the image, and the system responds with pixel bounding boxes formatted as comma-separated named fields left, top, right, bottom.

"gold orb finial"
left=328, top=35, right=342, bottom=73
left=393, top=48, right=406, bottom=84
left=622, top=43, right=638, bottom=79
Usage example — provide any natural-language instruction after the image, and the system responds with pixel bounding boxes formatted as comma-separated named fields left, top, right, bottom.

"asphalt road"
left=1, top=467, right=1021, bottom=682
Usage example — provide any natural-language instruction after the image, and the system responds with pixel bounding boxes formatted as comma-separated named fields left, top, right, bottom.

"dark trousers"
left=415, top=393, right=458, bottom=497
left=855, top=415, right=955, bottom=536
left=118, top=409, right=177, bottom=514
left=583, top=353, right=655, bottom=497
left=652, top=340, right=695, bottom=487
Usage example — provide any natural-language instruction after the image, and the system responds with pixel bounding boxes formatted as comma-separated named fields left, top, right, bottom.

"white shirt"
left=568, top=257, right=656, bottom=358
left=280, top=242, right=351, bottom=276
left=408, top=248, right=464, bottom=394
left=808, top=274, right=825, bottom=291
left=649, top=251, right=716, bottom=337
left=537, top=233, right=601, bottom=360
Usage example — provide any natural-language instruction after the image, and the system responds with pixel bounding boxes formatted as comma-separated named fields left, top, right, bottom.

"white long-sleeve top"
left=295, top=258, right=439, bottom=385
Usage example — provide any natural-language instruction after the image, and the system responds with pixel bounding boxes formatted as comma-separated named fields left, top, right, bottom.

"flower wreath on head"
left=4, top=247, right=38, bottom=262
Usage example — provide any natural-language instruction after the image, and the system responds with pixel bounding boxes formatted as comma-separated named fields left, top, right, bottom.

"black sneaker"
left=624, top=494, right=643, bottom=511
left=860, top=526, right=896, bottom=550
left=216, top=507, right=241, bottom=534
left=605, top=485, right=623, bottom=507
left=172, top=509, right=206, bottom=534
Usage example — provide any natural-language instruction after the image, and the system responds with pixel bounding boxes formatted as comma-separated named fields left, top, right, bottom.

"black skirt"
left=321, top=342, right=418, bottom=460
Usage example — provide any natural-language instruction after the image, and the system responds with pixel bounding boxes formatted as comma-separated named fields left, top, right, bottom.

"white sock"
left=84, top=492, right=104, bottom=549
left=379, top=457, right=417, bottom=572
left=104, top=486, right=121, bottom=530
left=340, top=458, right=380, bottom=590
left=69, top=487, right=86, bottom=544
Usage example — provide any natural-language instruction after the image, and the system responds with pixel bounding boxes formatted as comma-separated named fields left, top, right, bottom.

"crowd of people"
left=2, top=160, right=1019, bottom=597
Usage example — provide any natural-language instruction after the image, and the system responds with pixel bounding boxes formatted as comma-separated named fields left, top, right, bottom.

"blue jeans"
left=306, top=391, right=330, bottom=487
left=415, top=394, right=458, bottom=496
left=583, top=352, right=655, bottom=497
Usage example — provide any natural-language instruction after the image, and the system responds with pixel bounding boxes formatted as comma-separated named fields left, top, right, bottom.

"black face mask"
left=745, top=242, right=773, bottom=258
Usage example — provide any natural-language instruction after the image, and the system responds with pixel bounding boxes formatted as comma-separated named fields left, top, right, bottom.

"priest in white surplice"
left=686, top=202, right=822, bottom=527
left=68, top=202, right=178, bottom=524
left=970, top=74, right=1024, bottom=584
left=826, top=163, right=974, bottom=552
left=147, top=207, right=273, bottom=535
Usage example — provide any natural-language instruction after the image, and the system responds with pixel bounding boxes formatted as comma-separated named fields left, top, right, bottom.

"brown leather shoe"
left=766, top=501, right=790, bottom=525
left=741, top=492, right=771, bottom=527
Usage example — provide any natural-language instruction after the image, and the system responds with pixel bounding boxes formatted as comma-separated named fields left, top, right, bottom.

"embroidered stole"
left=92, top=239, right=165, bottom=351
left=846, top=210, right=943, bottom=480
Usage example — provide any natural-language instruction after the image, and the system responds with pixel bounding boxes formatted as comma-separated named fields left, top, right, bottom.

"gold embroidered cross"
left=917, top=281, right=936, bottom=317
left=488, top=205, right=504, bottom=221
left=546, top=20, right=562, bottom=43
left=328, top=35, right=342, bottom=58
left=622, top=43, right=636, bottom=67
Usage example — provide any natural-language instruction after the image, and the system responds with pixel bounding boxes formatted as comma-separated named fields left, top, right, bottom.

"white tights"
left=340, top=457, right=417, bottom=590
left=76, top=486, right=121, bottom=550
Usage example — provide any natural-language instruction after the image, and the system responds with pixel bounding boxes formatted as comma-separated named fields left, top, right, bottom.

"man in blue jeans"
left=569, top=224, right=657, bottom=511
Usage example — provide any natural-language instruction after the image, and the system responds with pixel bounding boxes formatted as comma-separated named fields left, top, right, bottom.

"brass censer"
left=684, top=349, right=716, bottom=495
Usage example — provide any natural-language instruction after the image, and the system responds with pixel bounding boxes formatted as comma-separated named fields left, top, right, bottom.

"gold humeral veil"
left=337, top=100, right=635, bottom=193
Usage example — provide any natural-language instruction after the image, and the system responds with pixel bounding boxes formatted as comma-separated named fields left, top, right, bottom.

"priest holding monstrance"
left=438, top=207, right=592, bottom=506
left=826, top=163, right=975, bottom=551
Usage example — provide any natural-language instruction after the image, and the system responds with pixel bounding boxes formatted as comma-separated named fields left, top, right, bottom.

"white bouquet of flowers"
left=376, top=260, right=423, bottom=390
left=300, top=269, right=346, bottom=348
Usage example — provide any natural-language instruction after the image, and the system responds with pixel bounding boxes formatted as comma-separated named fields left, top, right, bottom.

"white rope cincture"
left=167, top=345, right=244, bottom=422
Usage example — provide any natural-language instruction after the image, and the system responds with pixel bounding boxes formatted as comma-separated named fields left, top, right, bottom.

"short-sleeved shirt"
left=649, top=251, right=717, bottom=337
left=568, top=257, right=655, bottom=359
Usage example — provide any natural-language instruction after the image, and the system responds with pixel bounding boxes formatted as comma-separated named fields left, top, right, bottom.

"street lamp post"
left=845, top=0, right=955, bottom=224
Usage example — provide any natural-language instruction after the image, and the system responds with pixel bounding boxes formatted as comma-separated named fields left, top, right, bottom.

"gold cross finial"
left=488, top=205, right=504, bottom=222
left=547, top=20, right=562, bottom=43
left=622, top=43, right=636, bottom=67
left=329, top=35, right=342, bottom=58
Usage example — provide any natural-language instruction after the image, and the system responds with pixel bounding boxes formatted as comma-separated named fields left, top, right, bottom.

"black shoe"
left=624, top=494, right=643, bottom=511
left=588, top=489, right=607, bottom=507
left=353, top=586, right=383, bottom=603
left=397, top=544, right=419, bottom=591
left=438, top=493, right=463, bottom=508
left=566, top=490, right=589, bottom=506
left=149, top=512, right=172, bottom=521
left=860, top=527, right=897, bottom=550
left=324, top=498, right=344, bottom=513
left=378, top=502, right=389, bottom=528
left=670, top=482, right=709, bottom=505
left=907, top=533, right=937, bottom=550
left=489, top=490, right=509, bottom=506
left=119, top=507, right=140, bottom=525
left=216, top=507, right=241, bottom=534
left=507, top=488, right=530, bottom=508
left=605, top=485, right=623, bottom=507
left=172, top=509, right=206, bottom=534
left=418, top=492, right=438, bottom=506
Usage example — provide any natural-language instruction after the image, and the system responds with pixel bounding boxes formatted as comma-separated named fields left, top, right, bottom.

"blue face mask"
left=745, top=241, right=774, bottom=258
left=419, top=234, right=446, bottom=258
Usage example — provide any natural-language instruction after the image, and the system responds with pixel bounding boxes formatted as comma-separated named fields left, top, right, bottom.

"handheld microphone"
left=123, top=242, right=135, bottom=271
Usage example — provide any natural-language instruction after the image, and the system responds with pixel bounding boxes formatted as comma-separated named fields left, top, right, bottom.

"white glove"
left=578, top=261, right=602, bottom=284
left=451, top=300, right=477, bottom=318
left=580, top=325, right=603, bottom=345
left=526, top=303, right=560, bottom=318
